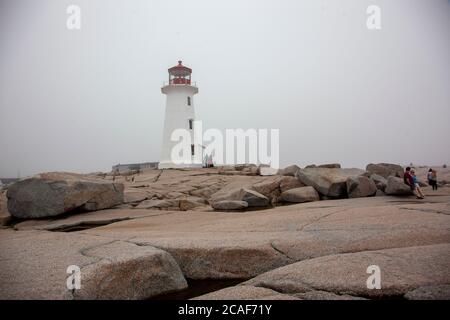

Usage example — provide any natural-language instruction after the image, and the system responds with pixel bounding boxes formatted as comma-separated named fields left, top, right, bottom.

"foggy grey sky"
left=0, top=0, right=449, bottom=177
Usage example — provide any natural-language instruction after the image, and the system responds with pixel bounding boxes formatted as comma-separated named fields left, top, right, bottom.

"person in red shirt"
left=404, top=166, right=423, bottom=199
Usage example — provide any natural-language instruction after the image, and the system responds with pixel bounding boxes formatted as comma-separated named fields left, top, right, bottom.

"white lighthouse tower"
left=158, top=61, right=202, bottom=169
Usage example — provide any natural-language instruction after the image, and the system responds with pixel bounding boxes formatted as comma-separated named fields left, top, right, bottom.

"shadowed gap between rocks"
left=151, top=278, right=248, bottom=300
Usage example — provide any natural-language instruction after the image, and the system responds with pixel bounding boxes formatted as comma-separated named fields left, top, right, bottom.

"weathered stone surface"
left=278, top=165, right=300, bottom=177
left=346, top=176, right=377, bottom=198
left=244, top=244, right=450, bottom=299
left=385, top=176, right=413, bottom=196
left=296, top=168, right=366, bottom=197
left=193, top=285, right=300, bottom=300
left=280, top=186, right=320, bottom=203
left=6, top=172, right=124, bottom=219
left=13, top=208, right=168, bottom=231
left=370, top=174, right=388, bottom=191
left=0, top=192, right=11, bottom=226
left=134, top=199, right=179, bottom=210
left=179, top=197, right=207, bottom=211
left=404, top=285, right=450, bottom=300
left=293, top=290, right=366, bottom=300
left=84, top=195, right=450, bottom=281
left=211, top=200, right=248, bottom=210
left=123, top=190, right=148, bottom=204
left=251, top=177, right=282, bottom=203
left=279, top=176, right=305, bottom=193
left=208, top=180, right=255, bottom=204
left=73, top=241, right=187, bottom=300
left=366, top=163, right=404, bottom=179
left=317, top=163, right=341, bottom=169
left=0, top=230, right=187, bottom=299
left=239, top=189, right=270, bottom=207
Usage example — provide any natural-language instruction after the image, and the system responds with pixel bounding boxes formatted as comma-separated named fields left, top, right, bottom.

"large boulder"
left=366, top=163, right=404, bottom=179
left=346, top=176, right=377, bottom=198
left=209, top=181, right=271, bottom=208
left=296, top=168, right=366, bottom=197
left=6, top=172, right=124, bottom=219
left=211, top=200, right=248, bottom=211
left=239, top=189, right=270, bottom=207
left=251, top=177, right=282, bottom=204
left=279, top=176, right=305, bottom=193
left=370, top=174, right=388, bottom=191
left=385, top=176, right=413, bottom=196
left=280, top=186, right=320, bottom=203
left=277, top=165, right=300, bottom=177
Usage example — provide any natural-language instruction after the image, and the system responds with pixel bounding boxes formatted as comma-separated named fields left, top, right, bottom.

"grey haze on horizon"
left=0, top=0, right=449, bottom=178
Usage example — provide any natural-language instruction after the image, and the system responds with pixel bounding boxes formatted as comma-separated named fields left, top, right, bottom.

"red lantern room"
left=168, top=60, right=192, bottom=85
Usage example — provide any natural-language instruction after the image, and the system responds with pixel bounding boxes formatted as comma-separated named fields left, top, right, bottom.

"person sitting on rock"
left=404, top=167, right=422, bottom=199
left=410, top=169, right=425, bottom=199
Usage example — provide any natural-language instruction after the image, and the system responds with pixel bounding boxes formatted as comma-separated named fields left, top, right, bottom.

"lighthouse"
left=158, top=61, right=202, bottom=169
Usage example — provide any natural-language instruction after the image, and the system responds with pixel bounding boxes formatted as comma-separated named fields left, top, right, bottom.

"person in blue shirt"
left=410, top=169, right=425, bottom=199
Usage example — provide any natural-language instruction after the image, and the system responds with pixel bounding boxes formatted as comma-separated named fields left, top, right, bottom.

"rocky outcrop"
left=134, top=199, right=179, bottom=210
left=370, top=174, right=388, bottom=191
left=279, top=176, right=305, bottom=193
left=6, top=172, right=124, bottom=219
left=193, top=285, right=300, bottom=300
left=211, top=200, right=248, bottom=210
left=0, top=230, right=187, bottom=299
left=244, top=244, right=450, bottom=299
left=366, top=163, right=404, bottom=179
left=209, top=181, right=271, bottom=208
left=123, top=190, right=148, bottom=204
left=385, top=176, right=413, bottom=196
left=278, top=165, right=300, bottom=177
left=296, top=168, right=366, bottom=197
left=280, top=186, right=320, bottom=203
left=179, top=197, right=207, bottom=211
left=251, top=177, right=282, bottom=204
left=346, top=176, right=377, bottom=198
left=239, top=189, right=269, bottom=207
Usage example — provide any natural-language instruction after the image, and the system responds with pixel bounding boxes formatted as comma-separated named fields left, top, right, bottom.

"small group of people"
left=203, top=154, right=214, bottom=168
left=403, top=167, right=439, bottom=199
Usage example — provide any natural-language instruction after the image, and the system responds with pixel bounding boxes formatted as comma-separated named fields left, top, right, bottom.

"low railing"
left=162, top=81, right=197, bottom=87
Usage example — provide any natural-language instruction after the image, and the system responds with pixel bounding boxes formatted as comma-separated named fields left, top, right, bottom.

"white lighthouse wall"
left=159, top=85, right=201, bottom=168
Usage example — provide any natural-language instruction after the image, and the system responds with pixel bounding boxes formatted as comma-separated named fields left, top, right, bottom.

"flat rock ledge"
left=196, top=244, right=450, bottom=300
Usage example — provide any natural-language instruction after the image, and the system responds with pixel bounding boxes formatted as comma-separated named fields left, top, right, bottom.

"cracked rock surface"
left=0, top=230, right=187, bottom=299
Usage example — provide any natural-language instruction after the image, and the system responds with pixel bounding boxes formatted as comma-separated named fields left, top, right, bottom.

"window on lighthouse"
left=191, top=144, right=195, bottom=156
left=187, top=96, right=191, bottom=106
left=189, top=119, right=193, bottom=130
